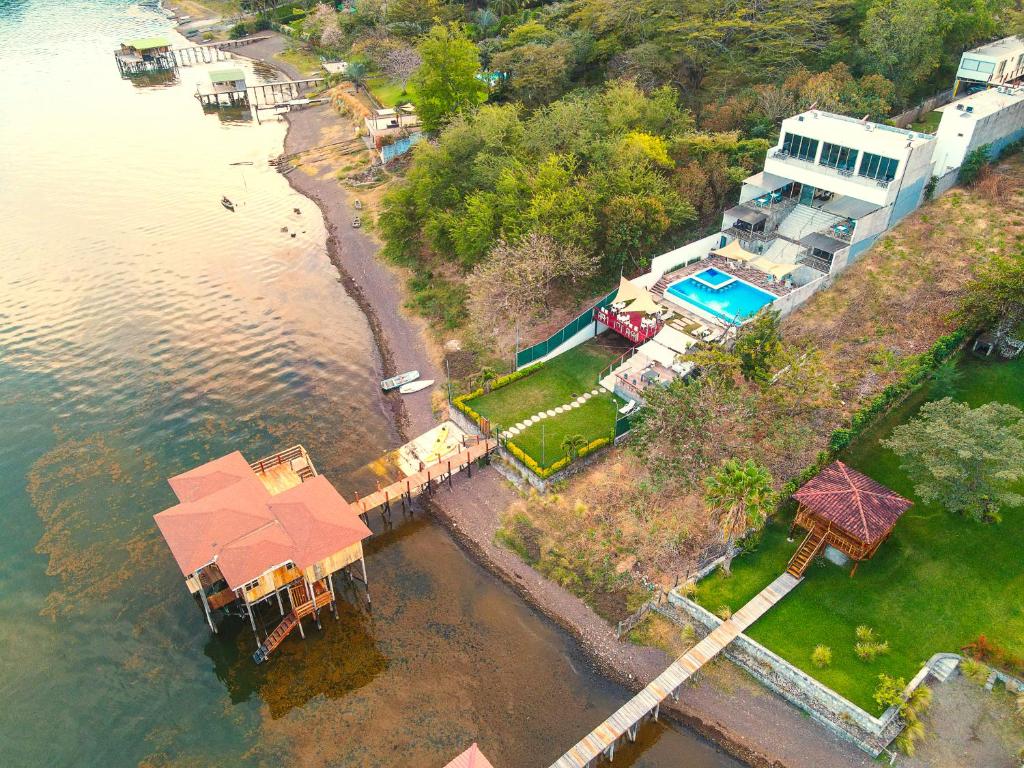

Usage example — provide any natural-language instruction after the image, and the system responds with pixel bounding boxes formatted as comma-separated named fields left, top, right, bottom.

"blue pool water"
left=692, top=267, right=733, bottom=287
left=666, top=272, right=776, bottom=323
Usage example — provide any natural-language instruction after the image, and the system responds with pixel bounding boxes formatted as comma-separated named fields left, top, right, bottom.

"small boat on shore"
left=221, top=196, right=235, bottom=211
left=399, top=379, right=434, bottom=395
left=381, top=370, right=419, bottom=391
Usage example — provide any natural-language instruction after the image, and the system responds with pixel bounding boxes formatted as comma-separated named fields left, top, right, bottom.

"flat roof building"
left=955, top=35, right=1024, bottom=92
left=932, top=85, right=1024, bottom=175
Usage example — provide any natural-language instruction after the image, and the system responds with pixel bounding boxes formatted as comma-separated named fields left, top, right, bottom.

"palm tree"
left=478, top=366, right=497, bottom=393
left=561, top=433, right=587, bottom=460
left=703, top=459, right=776, bottom=575
left=345, top=60, right=369, bottom=93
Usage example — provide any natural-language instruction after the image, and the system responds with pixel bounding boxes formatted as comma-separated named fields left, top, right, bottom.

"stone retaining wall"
left=662, top=591, right=906, bottom=756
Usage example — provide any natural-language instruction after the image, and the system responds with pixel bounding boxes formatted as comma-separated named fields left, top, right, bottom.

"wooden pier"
left=249, top=77, right=328, bottom=106
left=115, top=36, right=270, bottom=77
left=550, top=572, right=800, bottom=767
left=351, top=434, right=498, bottom=522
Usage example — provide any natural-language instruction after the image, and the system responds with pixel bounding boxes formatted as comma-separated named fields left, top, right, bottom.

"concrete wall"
left=664, top=592, right=905, bottom=756
left=890, top=88, right=955, bottom=128
left=772, top=275, right=828, bottom=317
left=933, top=89, right=1024, bottom=174
left=647, top=233, right=722, bottom=283
left=888, top=175, right=927, bottom=227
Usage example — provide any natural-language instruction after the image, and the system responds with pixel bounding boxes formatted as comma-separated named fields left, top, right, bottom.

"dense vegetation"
left=274, top=0, right=1019, bottom=349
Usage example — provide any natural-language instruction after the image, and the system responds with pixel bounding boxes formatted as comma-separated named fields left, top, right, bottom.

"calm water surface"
left=0, top=2, right=741, bottom=766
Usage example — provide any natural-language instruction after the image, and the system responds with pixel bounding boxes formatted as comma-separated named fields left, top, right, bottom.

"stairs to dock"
left=252, top=580, right=334, bottom=664
left=786, top=528, right=826, bottom=578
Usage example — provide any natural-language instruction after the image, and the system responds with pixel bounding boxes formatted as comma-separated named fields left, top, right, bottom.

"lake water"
left=0, top=1, right=741, bottom=766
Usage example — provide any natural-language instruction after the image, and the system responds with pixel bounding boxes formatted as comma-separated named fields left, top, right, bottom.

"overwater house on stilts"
left=787, top=461, right=912, bottom=578
left=196, top=68, right=248, bottom=107
left=153, top=447, right=372, bottom=663
left=115, top=36, right=174, bottom=76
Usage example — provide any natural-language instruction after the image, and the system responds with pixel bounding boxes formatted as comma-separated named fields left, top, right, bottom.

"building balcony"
left=796, top=249, right=834, bottom=273
left=766, top=150, right=893, bottom=193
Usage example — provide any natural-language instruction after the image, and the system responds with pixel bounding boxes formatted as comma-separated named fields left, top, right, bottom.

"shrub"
left=855, top=625, right=876, bottom=643
left=855, top=641, right=890, bottom=661
left=717, top=605, right=732, bottom=620
left=960, top=657, right=990, bottom=685
left=873, top=673, right=907, bottom=710
left=959, top=143, right=992, bottom=186
left=962, top=634, right=1024, bottom=678
left=229, top=22, right=250, bottom=39
left=811, top=645, right=832, bottom=668
left=895, top=719, right=925, bottom=756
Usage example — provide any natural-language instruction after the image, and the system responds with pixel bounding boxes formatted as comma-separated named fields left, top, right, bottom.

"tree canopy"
left=411, top=24, right=488, bottom=132
left=883, top=397, right=1024, bottom=523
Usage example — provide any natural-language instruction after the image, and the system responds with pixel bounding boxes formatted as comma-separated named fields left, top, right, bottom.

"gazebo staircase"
left=786, top=528, right=826, bottom=578
left=252, top=580, right=333, bottom=664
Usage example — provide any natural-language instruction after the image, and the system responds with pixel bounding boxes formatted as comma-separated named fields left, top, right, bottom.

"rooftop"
left=784, top=110, right=935, bottom=150
left=209, top=68, right=245, bottom=84
left=793, top=461, right=912, bottom=545
left=937, top=85, right=1024, bottom=120
left=124, top=36, right=171, bottom=51
left=443, top=744, right=496, bottom=768
left=154, top=451, right=371, bottom=589
left=969, top=35, right=1024, bottom=58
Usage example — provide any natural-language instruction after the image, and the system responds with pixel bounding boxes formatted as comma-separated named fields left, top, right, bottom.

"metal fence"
left=515, top=289, right=618, bottom=369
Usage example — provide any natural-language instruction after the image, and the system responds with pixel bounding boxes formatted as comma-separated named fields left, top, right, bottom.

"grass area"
left=366, top=76, right=412, bottom=108
left=467, top=340, right=623, bottom=428
left=909, top=110, right=943, bottom=134
left=274, top=47, right=323, bottom=78
left=627, top=612, right=694, bottom=657
left=510, top=394, right=620, bottom=468
left=695, top=355, right=1024, bottom=714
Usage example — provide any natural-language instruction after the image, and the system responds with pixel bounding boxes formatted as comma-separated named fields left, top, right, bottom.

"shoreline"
left=232, top=32, right=872, bottom=768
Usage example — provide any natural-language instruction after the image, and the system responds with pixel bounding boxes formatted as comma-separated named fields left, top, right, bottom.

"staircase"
left=652, top=274, right=670, bottom=298
left=775, top=204, right=843, bottom=242
left=786, top=528, right=826, bottom=578
left=252, top=580, right=334, bottom=664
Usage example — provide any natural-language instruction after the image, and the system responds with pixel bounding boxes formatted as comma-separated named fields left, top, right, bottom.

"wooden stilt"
left=198, top=579, right=217, bottom=634
left=361, top=557, right=371, bottom=605
left=246, top=599, right=258, bottom=642
left=448, top=460, right=453, bottom=489
left=276, top=588, right=284, bottom=616
left=328, top=573, right=338, bottom=618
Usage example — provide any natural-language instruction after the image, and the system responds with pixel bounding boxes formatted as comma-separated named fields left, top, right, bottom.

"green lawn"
left=366, top=76, right=412, bottom=108
left=465, top=338, right=625, bottom=468
left=695, top=355, right=1024, bottom=714
left=909, top=110, right=942, bottom=134
left=467, top=340, right=623, bottom=428
left=509, top=394, right=620, bottom=468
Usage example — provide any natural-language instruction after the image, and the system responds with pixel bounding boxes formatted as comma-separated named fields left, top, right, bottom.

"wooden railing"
left=249, top=444, right=317, bottom=480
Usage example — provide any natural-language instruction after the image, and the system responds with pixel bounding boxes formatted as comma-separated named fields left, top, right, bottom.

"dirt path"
left=243, top=35, right=876, bottom=767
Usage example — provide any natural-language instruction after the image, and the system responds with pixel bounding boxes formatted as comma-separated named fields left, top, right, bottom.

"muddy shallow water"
left=0, top=2, right=741, bottom=766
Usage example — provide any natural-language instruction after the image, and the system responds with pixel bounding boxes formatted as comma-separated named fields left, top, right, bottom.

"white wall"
left=933, top=92, right=1024, bottom=174
left=647, top=232, right=722, bottom=282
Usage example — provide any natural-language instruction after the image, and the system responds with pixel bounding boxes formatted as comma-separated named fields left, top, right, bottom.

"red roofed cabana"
left=443, top=744, right=495, bottom=768
left=787, top=461, right=912, bottom=578
left=154, top=445, right=372, bottom=662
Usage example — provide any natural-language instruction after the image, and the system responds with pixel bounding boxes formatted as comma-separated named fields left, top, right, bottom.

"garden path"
left=503, top=389, right=603, bottom=437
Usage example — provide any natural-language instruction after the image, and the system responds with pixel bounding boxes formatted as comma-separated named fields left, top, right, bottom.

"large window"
left=959, top=57, right=995, bottom=74
left=859, top=152, right=899, bottom=182
left=819, top=142, right=859, bottom=172
left=781, top=132, right=819, bottom=162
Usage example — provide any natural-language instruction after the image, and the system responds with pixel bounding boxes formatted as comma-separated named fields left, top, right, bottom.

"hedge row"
left=779, top=328, right=968, bottom=505
left=506, top=436, right=611, bottom=479
left=451, top=362, right=546, bottom=427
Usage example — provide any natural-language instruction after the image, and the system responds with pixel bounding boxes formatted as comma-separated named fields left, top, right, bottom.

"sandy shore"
left=238, top=33, right=872, bottom=768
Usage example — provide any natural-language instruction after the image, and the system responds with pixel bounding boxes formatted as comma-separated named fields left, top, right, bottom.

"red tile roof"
left=793, top=461, right=912, bottom=544
left=443, top=744, right=495, bottom=768
left=154, top=453, right=370, bottom=590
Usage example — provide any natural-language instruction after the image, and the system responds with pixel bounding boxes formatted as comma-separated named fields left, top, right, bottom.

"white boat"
left=381, top=370, right=419, bottom=391
left=399, top=379, right=434, bottom=394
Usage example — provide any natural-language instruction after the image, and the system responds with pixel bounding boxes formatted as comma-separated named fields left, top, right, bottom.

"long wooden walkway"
left=551, top=572, right=801, bottom=767
left=351, top=435, right=497, bottom=517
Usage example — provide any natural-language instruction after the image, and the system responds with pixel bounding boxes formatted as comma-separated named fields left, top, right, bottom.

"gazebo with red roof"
left=153, top=445, right=373, bottom=662
left=787, top=461, right=912, bottom=577
left=443, top=744, right=495, bottom=768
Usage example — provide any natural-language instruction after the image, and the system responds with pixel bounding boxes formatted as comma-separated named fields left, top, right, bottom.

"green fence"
left=515, top=289, right=618, bottom=369
left=614, top=413, right=632, bottom=439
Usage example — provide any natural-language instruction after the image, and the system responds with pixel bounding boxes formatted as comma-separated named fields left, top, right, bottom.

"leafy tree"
left=882, top=397, right=1024, bottom=523
left=703, top=458, right=776, bottom=574
left=492, top=40, right=575, bottom=106
left=733, top=310, right=783, bottom=384
left=955, top=250, right=1024, bottom=354
left=860, top=0, right=943, bottom=95
left=411, top=24, right=487, bottom=132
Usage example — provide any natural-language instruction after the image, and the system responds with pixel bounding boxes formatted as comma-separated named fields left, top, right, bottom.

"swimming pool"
left=665, top=268, right=777, bottom=323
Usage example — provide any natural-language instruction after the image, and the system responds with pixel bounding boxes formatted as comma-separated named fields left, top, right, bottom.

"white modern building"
left=931, top=85, right=1024, bottom=176
left=721, top=110, right=936, bottom=284
left=954, top=36, right=1024, bottom=93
